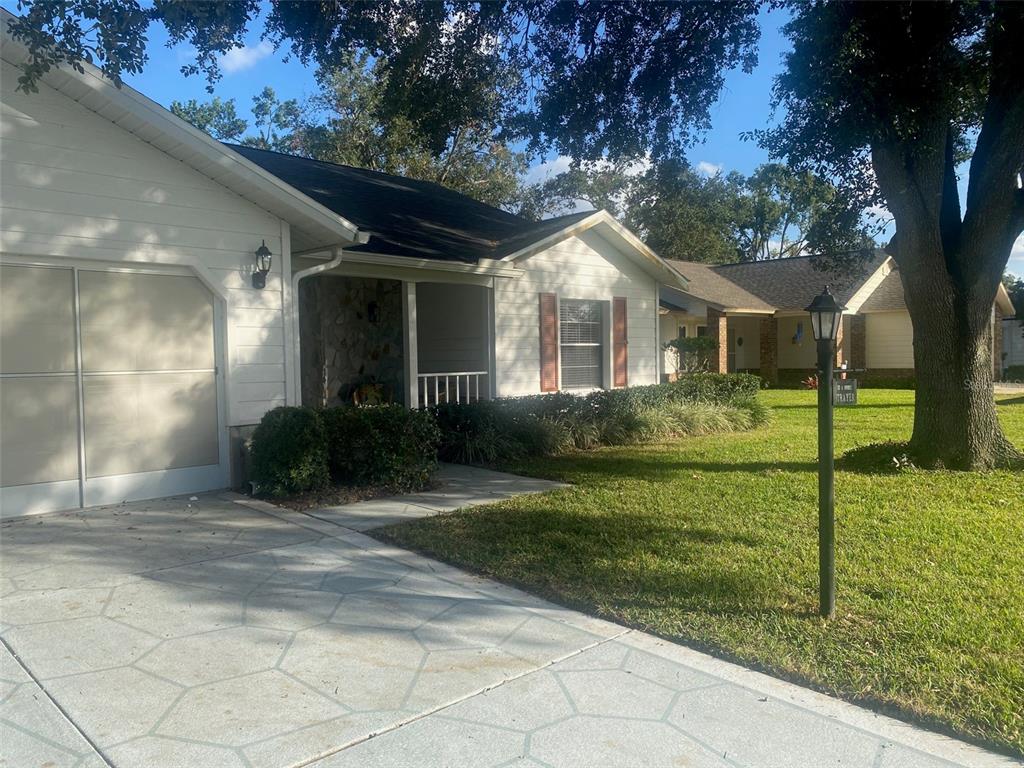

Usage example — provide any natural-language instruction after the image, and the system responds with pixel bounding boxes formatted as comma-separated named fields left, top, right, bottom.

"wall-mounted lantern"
left=252, top=240, right=273, bottom=289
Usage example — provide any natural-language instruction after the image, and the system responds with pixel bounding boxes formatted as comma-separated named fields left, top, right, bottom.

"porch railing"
left=418, top=371, right=489, bottom=408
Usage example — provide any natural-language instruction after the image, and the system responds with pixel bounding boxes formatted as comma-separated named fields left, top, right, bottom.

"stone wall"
left=299, top=275, right=404, bottom=407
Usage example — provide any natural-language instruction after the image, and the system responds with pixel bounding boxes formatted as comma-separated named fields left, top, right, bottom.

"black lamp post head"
left=252, top=240, right=272, bottom=289
left=805, top=285, right=845, bottom=342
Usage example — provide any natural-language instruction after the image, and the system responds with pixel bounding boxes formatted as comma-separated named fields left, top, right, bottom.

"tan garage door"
left=1, top=263, right=223, bottom=517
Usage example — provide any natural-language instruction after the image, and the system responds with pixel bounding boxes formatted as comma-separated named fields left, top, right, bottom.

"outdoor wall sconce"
left=252, top=240, right=273, bottom=289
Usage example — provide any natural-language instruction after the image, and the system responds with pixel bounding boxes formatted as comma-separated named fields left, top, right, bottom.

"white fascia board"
left=0, top=9, right=366, bottom=246
left=294, top=249, right=523, bottom=279
left=501, top=210, right=690, bottom=290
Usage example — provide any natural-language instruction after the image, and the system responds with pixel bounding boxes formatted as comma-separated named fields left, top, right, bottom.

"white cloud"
left=219, top=41, right=274, bottom=74
left=525, top=155, right=572, bottom=185
left=696, top=160, right=722, bottom=177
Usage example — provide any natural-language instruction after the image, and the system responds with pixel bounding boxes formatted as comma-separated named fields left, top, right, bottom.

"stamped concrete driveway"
left=1, top=474, right=1019, bottom=768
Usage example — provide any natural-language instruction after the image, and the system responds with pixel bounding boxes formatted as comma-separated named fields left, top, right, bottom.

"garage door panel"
left=78, top=271, right=215, bottom=372
left=0, top=377, right=79, bottom=487
left=83, top=372, right=219, bottom=478
left=0, top=264, right=76, bottom=374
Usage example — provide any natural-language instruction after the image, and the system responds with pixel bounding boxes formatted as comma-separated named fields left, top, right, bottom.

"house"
left=0, top=13, right=685, bottom=517
left=660, top=254, right=1016, bottom=385
left=1004, top=314, right=1024, bottom=374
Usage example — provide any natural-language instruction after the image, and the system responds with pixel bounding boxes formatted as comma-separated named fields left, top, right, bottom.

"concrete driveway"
left=1, top=471, right=1018, bottom=768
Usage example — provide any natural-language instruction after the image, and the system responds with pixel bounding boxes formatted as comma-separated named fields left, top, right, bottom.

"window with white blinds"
left=559, top=299, right=603, bottom=389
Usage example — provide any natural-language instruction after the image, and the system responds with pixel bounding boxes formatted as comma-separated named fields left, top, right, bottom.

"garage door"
left=1, top=264, right=224, bottom=517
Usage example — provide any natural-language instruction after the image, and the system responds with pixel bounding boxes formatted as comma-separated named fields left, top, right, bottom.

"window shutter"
left=539, top=293, right=559, bottom=392
left=613, top=297, right=628, bottom=387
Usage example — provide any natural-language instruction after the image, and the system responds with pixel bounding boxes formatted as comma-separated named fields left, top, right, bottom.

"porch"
left=298, top=271, right=494, bottom=409
left=660, top=306, right=858, bottom=384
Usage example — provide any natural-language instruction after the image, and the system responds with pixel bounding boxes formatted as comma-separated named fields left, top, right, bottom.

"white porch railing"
left=418, top=371, right=489, bottom=408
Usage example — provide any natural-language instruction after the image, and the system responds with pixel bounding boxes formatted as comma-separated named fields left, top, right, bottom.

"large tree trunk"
left=873, top=117, right=1022, bottom=469
left=899, top=259, right=1015, bottom=469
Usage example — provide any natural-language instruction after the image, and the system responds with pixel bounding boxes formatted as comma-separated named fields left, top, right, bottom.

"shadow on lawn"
left=385, top=505, right=810, bottom=621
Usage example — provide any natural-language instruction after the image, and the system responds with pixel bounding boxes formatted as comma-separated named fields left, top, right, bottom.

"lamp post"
left=805, top=286, right=845, bottom=618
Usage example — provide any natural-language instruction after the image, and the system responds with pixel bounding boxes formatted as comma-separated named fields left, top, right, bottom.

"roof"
left=713, top=251, right=890, bottom=311
left=229, top=145, right=592, bottom=264
left=664, top=261, right=774, bottom=312
left=858, top=268, right=907, bottom=312
left=666, top=251, right=890, bottom=313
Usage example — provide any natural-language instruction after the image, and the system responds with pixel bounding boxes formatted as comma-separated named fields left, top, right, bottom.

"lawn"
left=379, top=389, right=1024, bottom=757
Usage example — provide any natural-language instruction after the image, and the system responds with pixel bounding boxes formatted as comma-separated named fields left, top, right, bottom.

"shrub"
left=322, top=405, right=439, bottom=490
left=433, top=373, right=768, bottom=466
left=1003, top=365, right=1024, bottom=382
left=664, top=372, right=763, bottom=404
left=249, top=407, right=329, bottom=497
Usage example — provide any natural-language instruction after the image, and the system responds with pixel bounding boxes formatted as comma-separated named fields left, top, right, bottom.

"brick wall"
left=708, top=307, right=728, bottom=374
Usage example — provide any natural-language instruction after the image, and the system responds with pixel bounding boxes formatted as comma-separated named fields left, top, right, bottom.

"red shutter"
left=539, top=293, right=559, bottom=392
left=613, top=297, right=628, bottom=388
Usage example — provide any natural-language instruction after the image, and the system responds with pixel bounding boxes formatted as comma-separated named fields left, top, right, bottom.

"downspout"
left=290, top=246, right=345, bottom=406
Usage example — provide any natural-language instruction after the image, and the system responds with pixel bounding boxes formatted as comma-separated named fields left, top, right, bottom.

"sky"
left=5, top=2, right=1022, bottom=274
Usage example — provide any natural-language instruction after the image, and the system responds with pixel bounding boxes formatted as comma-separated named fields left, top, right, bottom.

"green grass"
left=378, top=390, right=1024, bottom=757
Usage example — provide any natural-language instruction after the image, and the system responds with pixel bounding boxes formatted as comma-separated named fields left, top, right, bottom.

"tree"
left=297, top=59, right=529, bottom=210
left=758, top=2, right=1023, bottom=469
left=168, top=97, right=246, bottom=142
left=1004, top=273, right=1024, bottom=328
left=6, top=1, right=760, bottom=161
left=526, top=159, right=860, bottom=264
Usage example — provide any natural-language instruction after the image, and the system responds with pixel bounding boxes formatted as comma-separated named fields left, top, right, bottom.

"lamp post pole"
left=816, top=336, right=835, bottom=618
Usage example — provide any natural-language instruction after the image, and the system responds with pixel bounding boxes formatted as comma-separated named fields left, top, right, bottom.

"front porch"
left=660, top=306, right=860, bottom=384
left=298, top=272, right=493, bottom=409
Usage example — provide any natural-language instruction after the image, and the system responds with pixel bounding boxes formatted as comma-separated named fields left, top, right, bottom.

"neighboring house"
left=0, top=13, right=685, bottom=517
left=1004, top=315, right=1024, bottom=374
left=660, top=254, right=1016, bottom=385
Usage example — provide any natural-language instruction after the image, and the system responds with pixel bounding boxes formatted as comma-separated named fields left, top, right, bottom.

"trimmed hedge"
left=1004, top=365, right=1024, bottom=382
left=322, top=405, right=439, bottom=490
left=249, top=406, right=329, bottom=497
left=249, top=404, right=439, bottom=497
left=433, top=373, right=767, bottom=465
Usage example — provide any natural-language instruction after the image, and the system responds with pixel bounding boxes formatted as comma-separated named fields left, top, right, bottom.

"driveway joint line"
left=0, top=635, right=114, bottom=768
left=290, top=629, right=632, bottom=768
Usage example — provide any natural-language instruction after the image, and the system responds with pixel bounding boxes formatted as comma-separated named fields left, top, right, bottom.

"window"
left=696, top=325, right=708, bottom=337
left=559, top=299, right=603, bottom=389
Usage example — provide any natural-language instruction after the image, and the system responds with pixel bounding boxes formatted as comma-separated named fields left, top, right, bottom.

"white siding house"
left=0, top=19, right=687, bottom=517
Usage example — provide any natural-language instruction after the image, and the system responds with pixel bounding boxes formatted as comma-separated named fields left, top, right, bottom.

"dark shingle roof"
left=228, top=144, right=593, bottom=263
left=711, top=252, right=889, bottom=311
left=664, top=261, right=774, bottom=311
left=858, top=268, right=907, bottom=312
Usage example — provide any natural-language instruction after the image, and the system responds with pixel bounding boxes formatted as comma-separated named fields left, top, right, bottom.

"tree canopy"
left=526, top=159, right=860, bottom=263
left=7, top=0, right=760, bottom=162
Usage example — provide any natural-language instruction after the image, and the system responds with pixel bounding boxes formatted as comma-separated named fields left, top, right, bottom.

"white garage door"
left=0, top=263, right=224, bottom=517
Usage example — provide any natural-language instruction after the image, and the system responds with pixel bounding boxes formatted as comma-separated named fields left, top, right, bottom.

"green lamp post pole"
left=805, top=287, right=844, bottom=619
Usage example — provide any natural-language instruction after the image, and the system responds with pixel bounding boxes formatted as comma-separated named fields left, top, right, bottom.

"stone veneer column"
left=708, top=307, right=728, bottom=374
left=849, top=315, right=866, bottom=371
left=759, top=316, right=778, bottom=385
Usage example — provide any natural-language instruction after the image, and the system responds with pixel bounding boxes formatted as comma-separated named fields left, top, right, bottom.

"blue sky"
left=6, top=2, right=1021, bottom=273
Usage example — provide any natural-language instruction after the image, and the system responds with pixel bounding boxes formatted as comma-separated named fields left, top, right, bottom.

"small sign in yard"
left=833, top=378, right=858, bottom=406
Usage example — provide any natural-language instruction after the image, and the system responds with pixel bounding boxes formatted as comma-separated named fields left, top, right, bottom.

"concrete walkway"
left=0, top=466, right=1018, bottom=768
